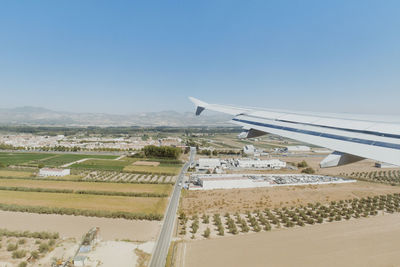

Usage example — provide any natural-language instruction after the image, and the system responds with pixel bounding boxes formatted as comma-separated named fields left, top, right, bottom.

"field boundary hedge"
left=0, top=176, right=175, bottom=185
left=0, top=228, right=59, bottom=239
left=0, top=186, right=168, bottom=198
left=0, top=203, right=163, bottom=221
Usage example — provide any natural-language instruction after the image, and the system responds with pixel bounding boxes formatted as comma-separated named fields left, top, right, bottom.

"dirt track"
left=182, top=213, right=400, bottom=267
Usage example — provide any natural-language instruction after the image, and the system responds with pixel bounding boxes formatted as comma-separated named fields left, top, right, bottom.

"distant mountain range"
left=0, top=106, right=233, bottom=127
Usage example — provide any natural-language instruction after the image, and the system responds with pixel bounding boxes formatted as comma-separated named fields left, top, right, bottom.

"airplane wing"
left=189, top=97, right=400, bottom=167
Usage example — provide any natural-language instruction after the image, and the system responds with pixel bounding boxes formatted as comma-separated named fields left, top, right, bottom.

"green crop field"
left=0, top=190, right=167, bottom=214
left=0, top=152, right=119, bottom=167
left=71, top=159, right=130, bottom=171
left=0, top=152, right=56, bottom=166
left=40, top=154, right=118, bottom=166
left=123, top=163, right=181, bottom=175
left=0, top=178, right=172, bottom=194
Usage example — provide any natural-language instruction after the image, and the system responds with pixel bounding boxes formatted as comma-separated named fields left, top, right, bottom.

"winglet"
left=189, top=97, right=208, bottom=116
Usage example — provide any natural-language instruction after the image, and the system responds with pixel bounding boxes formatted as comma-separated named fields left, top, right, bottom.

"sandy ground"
left=34, top=240, right=78, bottom=267
left=0, top=211, right=160, bottom=241
left=181, top=181, right=400, bottom=214
left=182, top=213, right=400, bottom=267
left=83, top=241, right=154, bottom=267
left=86, top=241, right=137, bottom=267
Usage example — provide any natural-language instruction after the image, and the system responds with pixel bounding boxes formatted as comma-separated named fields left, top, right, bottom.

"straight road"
left=149, top=147, right=196, bottom=267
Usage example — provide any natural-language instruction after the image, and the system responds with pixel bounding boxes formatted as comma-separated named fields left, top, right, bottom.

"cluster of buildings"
left=196, top=157, right=287, bottom=173
left=189, top=174, right=356, bottom=190
left=0, top=134, right=183, bottom=151
left=234, top=158, right=286, bottom=169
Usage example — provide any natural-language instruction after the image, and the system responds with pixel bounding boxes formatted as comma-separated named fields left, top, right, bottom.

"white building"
left=236, top=159, right=286, bottom=169
left=196, top=175, right=271, bottom=190
left=74, top=256, right=87, bottom=267
left=285, top=145, right=311, bottom=152
left=190, top=174, right=356, bottom=190
left=197, top=158, right=221, bottom=170
left=375, top=162, right=400, bottom=168
left=243, top=145, right=256, bottom=155
left=39, top=168, right=70, bottom=177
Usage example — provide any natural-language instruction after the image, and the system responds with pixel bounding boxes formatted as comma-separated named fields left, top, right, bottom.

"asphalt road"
left=149, top=147, right=196, bottom=267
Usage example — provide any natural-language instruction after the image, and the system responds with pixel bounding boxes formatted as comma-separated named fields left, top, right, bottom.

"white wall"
left=39, top=169, right=70, bottom=177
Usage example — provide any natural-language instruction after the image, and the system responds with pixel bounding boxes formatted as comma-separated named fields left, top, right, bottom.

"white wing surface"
left=189, top=97, right=400, bottom=167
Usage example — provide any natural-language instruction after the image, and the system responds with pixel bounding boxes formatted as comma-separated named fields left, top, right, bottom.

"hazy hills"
left=0, top=106, right=232, bottom=127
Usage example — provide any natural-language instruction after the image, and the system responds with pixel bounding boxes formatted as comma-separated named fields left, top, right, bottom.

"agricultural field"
left=0, top=178, right=173, bottom=195
left=39, top=153, right=118, bottom=166
left=180, top=181, right=400, bottom=215
left=0, top=170, right=34, bottom=178
left=0, top=152, right=183, bottom=221
left=123, top=164, right=181, bottom=175
left=0, top=190, right=167, bottom=215
left=194, top=133, right=303, bottom=151
left=71, top=156, right=182, bottom=175
left=0, top=152, right=55, bottom=166
left=0, top=169, right=83, bottom=181
left=82, top=170, right=178, bottom=184
left=71, top=159, right=130, bottom=171
left=0, top=152, right=118, bottom=168
left=342, top=170, right=400, bottom=185
left=183, top=212, right=400, bottom=267
left=178, top=193, right=400, bottom=240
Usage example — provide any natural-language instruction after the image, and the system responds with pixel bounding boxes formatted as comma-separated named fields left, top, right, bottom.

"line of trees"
left=0, top=203, right=163, bottom=221
left=0, top=176, right=174, bottom=185
left=143, top=145, right=182, bottom=159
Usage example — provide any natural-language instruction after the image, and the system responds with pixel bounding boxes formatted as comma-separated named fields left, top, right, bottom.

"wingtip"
left=188, top=97, right=208, bottom=116
left=188, top=97, right=208, bottom=107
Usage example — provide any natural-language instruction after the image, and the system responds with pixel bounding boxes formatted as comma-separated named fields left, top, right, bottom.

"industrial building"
left=235, top=159, right=286, bottom=169
left=375, top=162, right=400, bottom=168
left=39, top=168, right=70, bottom=177
left=285, top=145, right=311, bottom=152
left=190, top=174, right=355, bottom=190
left=197, top=158, right=221, bottom=170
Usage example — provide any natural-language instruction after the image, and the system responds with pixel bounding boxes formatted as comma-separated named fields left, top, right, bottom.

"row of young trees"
left=345, top=170, right=400, bottom=185
left=179, top=193, right=400, bottom=238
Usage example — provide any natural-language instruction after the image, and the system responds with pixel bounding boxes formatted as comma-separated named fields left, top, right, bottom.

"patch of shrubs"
left=12, top=250, right=26, bottom=259
left=0, top=229, right=59, bottom=240
left=7, top=243, right=18, bottom=251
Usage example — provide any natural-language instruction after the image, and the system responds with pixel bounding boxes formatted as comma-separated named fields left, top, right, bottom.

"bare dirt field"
left=181, top=181, right=400, bottom=214
left=0, top=211, right=160, bottom=241
left=133, top=161, right=160, bottom=166
left=182, top=213, right=400, bottom=267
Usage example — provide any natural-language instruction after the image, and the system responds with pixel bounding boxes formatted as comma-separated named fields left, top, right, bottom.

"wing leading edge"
left=189, top=97, right=400, bottom=167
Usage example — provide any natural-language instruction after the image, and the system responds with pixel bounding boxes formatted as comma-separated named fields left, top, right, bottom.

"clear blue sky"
left=1, top=0, right=400, bottom=114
